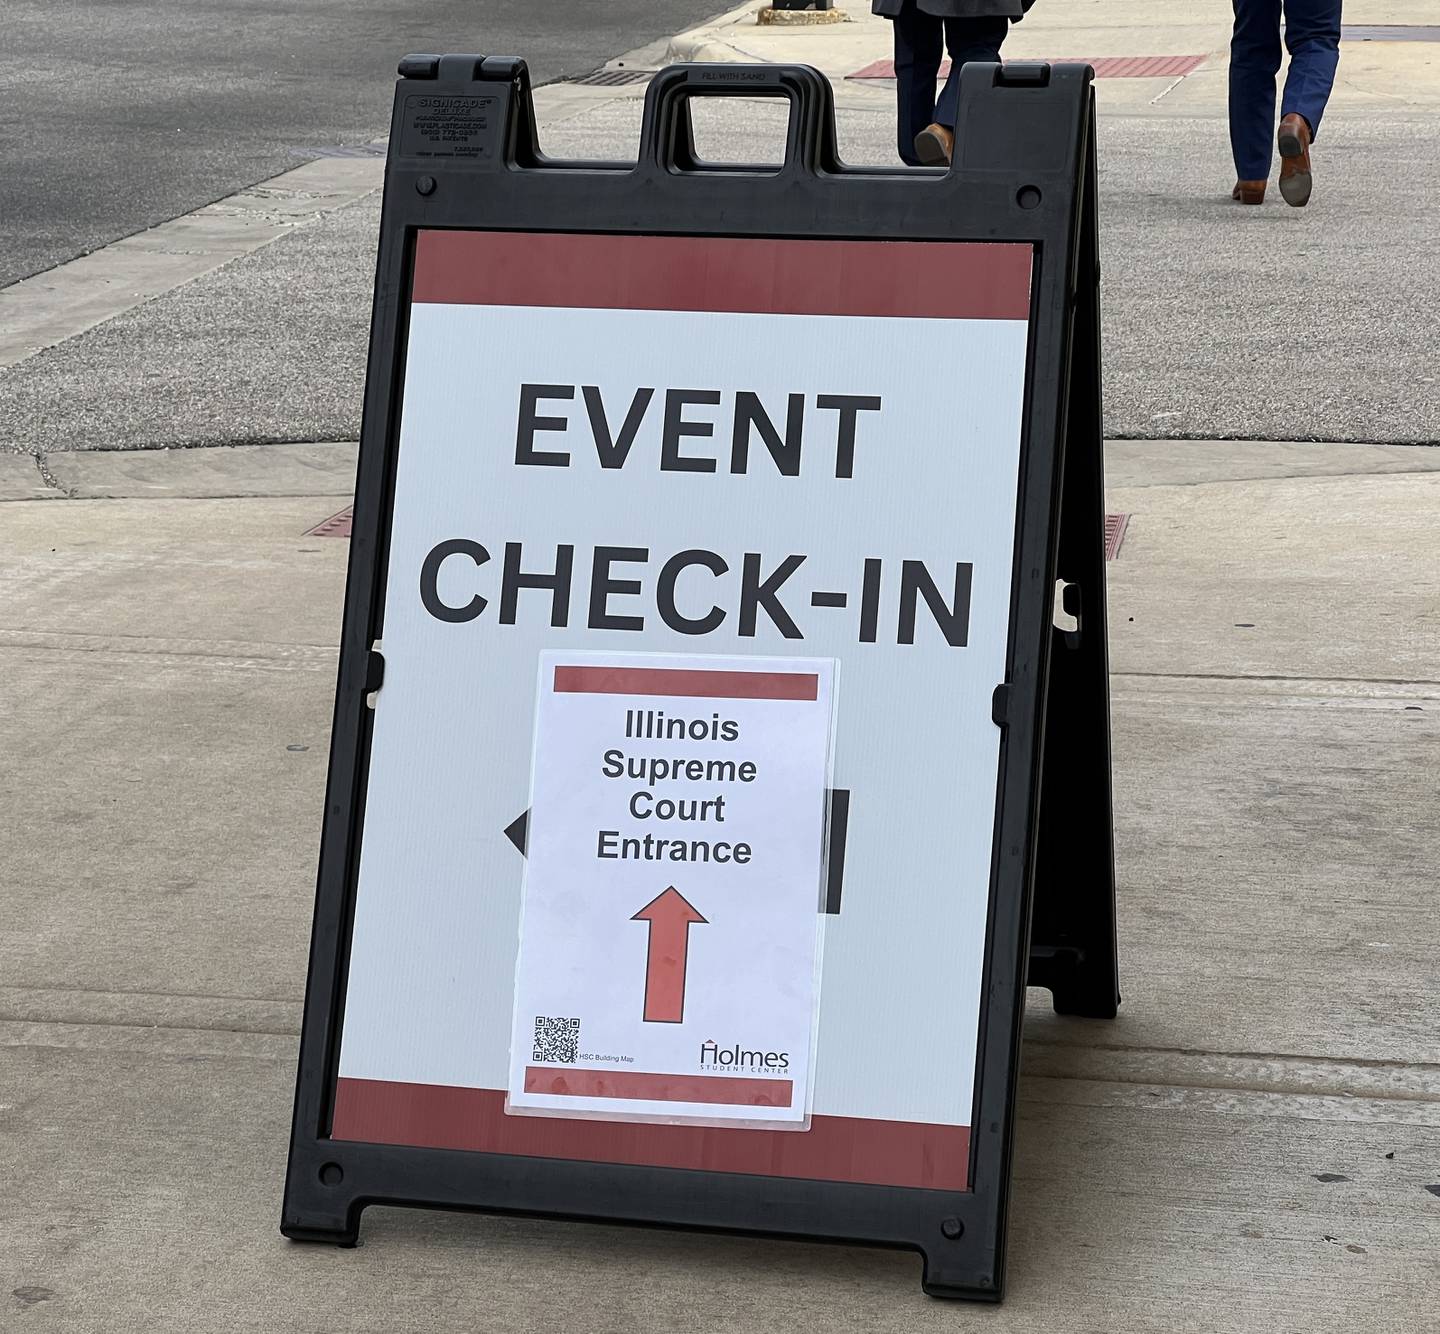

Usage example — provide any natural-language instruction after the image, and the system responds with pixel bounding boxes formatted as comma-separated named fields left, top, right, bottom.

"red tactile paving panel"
left=1105, top=513, right=1129, bottom=561
left=1087, top=55, right=1207, bottom=78
left=304, top=506, right=353, bottom=538
left=849, top=55, right=1206, bottom=80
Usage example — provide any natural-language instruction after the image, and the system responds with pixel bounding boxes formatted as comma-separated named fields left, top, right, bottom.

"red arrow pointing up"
left=631, top=887, right=707, bottom=1024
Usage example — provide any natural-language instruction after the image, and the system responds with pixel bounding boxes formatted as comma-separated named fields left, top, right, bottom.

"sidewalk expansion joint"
left=1028, top=1073, right=1440, bottom=1111
left=0, top=1012, right=301, bottom=1039
left=0, top=629, right=340, bottom=672
left=1110, top=432, right=1440, bottom=448
left=1112, top=466, right=1440, bottom=490
left=1029, top=1037, right=1440, bottom=1077
left=0, top=490, right=358, bottom=506
left=1115, top=670, right=1440, bottom=689
left=0, top=983, right=302, bottom=1004
left=6, top=1018, right=1434, bottom=1109
left=0, top=1022, right=297, bottom=1064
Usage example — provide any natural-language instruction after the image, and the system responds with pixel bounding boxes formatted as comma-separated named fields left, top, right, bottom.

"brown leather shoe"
left=1277, top=113, right=1313, bottom=207
left=914, top=123, right=954, bottom=166
left=1232, top=179, right=1266, bottom=205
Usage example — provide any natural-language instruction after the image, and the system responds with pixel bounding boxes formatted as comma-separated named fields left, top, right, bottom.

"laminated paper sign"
left=508, top=651, right=836, bottom=1128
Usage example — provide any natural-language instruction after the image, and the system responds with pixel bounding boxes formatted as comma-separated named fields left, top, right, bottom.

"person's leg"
left=933, top=16, right=1009, bottom=130
left=892, top=1, right=945, bottom=166
left=1229, top=0, right=1283, bottom=186
left=1280, top=0, right=1341, bottom=139
left=1275, top=0, right=1339, bottom=204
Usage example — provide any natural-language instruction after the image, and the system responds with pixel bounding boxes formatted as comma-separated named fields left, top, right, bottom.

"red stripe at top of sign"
left=554, top=665, right=818, bottom=701
left=412, top=231, right=1032, bottom=321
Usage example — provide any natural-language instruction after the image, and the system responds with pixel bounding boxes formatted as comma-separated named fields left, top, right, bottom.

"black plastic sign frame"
left=283, top=54, right=1120, bottom=1301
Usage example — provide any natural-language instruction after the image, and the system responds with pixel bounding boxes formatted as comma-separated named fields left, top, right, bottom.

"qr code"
left=533, top=1015, right=580, bottom=1064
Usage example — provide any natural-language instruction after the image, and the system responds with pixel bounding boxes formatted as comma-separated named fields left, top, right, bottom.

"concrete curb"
left=0, top=441, right=358, bottom=502
left=666, top=0, right=769, bottom=64
left=7, top=439, right=1440, bottom=505
left=0, top=159, right=383, bottom=372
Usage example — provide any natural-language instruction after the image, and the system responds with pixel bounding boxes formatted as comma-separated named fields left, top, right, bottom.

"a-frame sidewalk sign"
left=282, top=53, right=1119, bottom=1301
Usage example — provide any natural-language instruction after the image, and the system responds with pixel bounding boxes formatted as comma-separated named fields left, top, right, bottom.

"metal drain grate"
left=305, top=506, right=353, bottom=538
left=567, top=68, right=656, bottom=87
left=1105, top=513, right=1129, bottom=561
left=849, top=54, right=1206, bottom=80
left=1342, top=25, right=1440, bottom=41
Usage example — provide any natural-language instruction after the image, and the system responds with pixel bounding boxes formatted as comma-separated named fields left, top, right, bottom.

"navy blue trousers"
left=1229, top=0, right=1342, bottom=180
left=890, top=2, right=1009, bottom=165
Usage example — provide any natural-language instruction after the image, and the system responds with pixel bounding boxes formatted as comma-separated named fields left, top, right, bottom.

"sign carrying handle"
left=638, top=64, right=839, bottom=177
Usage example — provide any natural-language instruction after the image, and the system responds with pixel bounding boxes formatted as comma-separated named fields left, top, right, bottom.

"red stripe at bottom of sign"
left=331, top=1079, right=970, bottom=1191
left=524, top=1066, right=793, bottom=1107
left=553, top=665, right=818, bottom=701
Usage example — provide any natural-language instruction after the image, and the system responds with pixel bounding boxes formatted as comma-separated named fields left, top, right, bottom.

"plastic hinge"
left=996, top=62, right=1050, bottom=87
left=991, top=682, right=1012, bottom=727
left=479, top=56, right=528, bottom=82
left=364, top=650, right=386, bottom=694
left=436, top=54, right=481, bottom=83
left=399, top=53, right=529, bottom=84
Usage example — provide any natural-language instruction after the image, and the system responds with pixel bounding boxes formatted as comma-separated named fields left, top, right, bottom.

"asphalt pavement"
left=1, top=89, right=1436, bottom=451
left=0, top=0, right=726, bottom=288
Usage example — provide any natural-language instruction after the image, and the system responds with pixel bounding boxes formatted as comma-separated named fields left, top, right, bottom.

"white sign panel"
left=332, top=231, right=1031, bottom=1191
left=507, top=650, right=835, bottom=1127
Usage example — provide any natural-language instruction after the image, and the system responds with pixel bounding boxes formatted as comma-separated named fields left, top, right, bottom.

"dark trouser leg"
left=935, top=16, right=1010, bottom=129
left=1280, top=0, right=1341, bottom=139
left=1229, top=0, right=1283, bottom=180
left=892, top=0, right=944, bottom=165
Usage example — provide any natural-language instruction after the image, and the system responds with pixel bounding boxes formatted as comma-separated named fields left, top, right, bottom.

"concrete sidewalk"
left=2, top=439, right=1437, bottom=1331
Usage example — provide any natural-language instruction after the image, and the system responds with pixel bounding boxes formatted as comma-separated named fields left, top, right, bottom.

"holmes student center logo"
left=700, top=1039, right=790, bottom=1073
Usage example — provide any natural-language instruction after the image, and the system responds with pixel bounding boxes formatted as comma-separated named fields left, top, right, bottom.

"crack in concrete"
left=30, top=450, right=73, bottom=497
